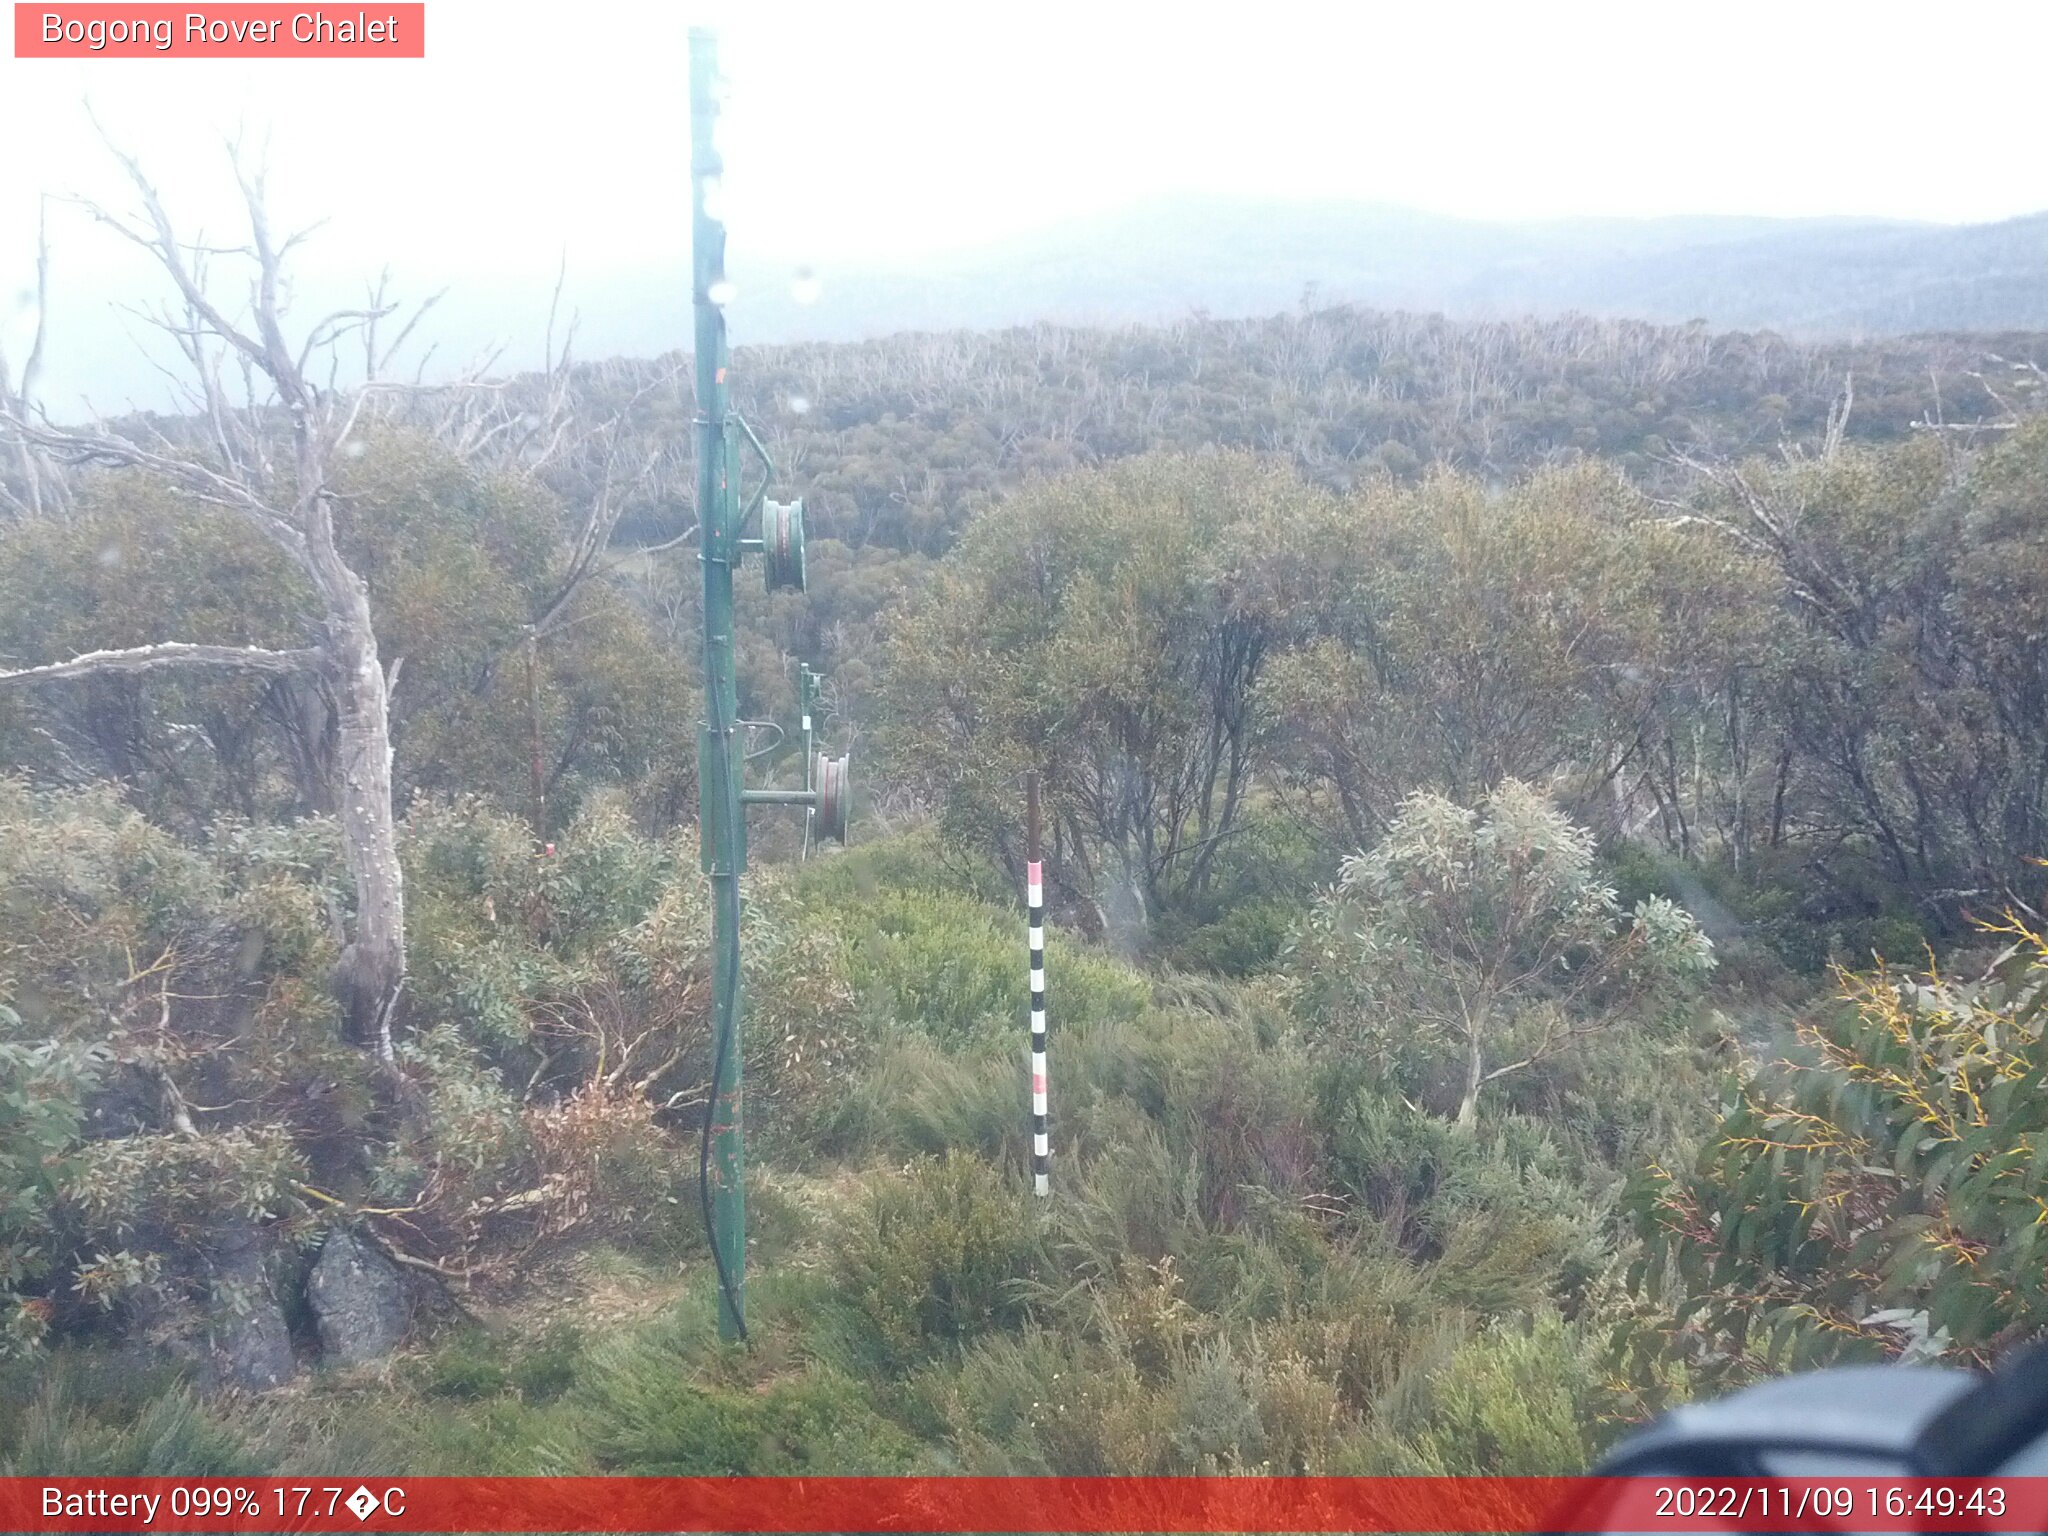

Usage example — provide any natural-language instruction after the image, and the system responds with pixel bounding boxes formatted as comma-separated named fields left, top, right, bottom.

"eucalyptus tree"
left=1255, top=463, right=1772, bottom=857
left=1295, top=780, right=1714, bottom=1127
left=880, top=450, right=1309, bottom=935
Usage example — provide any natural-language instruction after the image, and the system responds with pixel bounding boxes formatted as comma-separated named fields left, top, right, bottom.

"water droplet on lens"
left=791, top=268, right=821, bottom=306
left=788, top=395, right=810, bottom=415
left=708, top=280, right=737, bottom=306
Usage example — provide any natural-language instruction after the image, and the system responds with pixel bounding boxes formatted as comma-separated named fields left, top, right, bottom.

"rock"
left=207, top=1224, right=295, bottom=1391
left=307, top=1226, right=407, bottom=1364
left=119, top=1284, right=217, bottom=1390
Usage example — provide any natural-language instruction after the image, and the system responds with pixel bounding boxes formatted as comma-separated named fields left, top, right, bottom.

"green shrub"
left=832, top=1152, right=1040, bottom=1368
left=573, top=1320, right=922, bottom=1474
left=1154, top=899, right=1296, bottom=978
left=1687, top=841, right=1936, bottom=976
left=1148, top=811, right=1329, bottom=977
left=1626, top=916, right=2048, bottom=1389
left=0, top=780, right=221, bottom=1040
left=1321, top=1085, right=1606, bottom=1318
left=795, top=827, right=1011, bottom=908
left=1163, top=1337, right=1267, bottom=1471
left=1320, top=1087, right=1464, bottom=1255
left=1041, top=1116, right=1196, bottom=1284
left=1258, top=1242, right=1434, bottom=1415
left=740, top=873, right=865, bottom=1161
left=1254, top=1347, right=1347, bottom=1472
left=0, top=1035, right=100, bottom=1351
left=403, top=1319, right=582, bottom=1416
left=824, top=1033, right=1021, bottom=1162
left=940, top=1329, right=1166, bottom=1474
left=1173, top=1042, right=1323, bottom=1230
left=1371, top=1311, right=1602, bottom=1474
left=300, top=1391, right=585, bottom=1477
left=416, top=1327, right=512, bottom=1400
left=540, top=795, right=672, bottom=952
left=837, top=889, right=1149, bottom=1045
left=1293, top=781, right=1712, bottom=1126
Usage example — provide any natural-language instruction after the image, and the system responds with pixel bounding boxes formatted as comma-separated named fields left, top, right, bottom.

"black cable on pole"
left=697, top=930, right=747, bottom=1343
left=697, top=608, right=750, bottom=1344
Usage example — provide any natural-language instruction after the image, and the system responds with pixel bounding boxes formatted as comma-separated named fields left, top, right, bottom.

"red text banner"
left=6, top=1476, right=2048, bottom=1533
left=14, top=5, right=425, bottom=57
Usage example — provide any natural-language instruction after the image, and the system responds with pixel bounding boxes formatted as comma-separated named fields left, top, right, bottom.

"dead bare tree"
left=0, top=197, right=64, bottom=521
left=0, top=140, right=432, bottom=1064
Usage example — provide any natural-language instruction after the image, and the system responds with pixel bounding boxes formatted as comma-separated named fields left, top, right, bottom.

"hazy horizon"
left=6, top=0, right=2048, bottom=409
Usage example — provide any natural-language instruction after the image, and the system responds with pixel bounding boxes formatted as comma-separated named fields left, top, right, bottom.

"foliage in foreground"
left=0, top=782, right=855, bottom=1354
left=3, top=812, right=1723, bottom=1475
left=1625, top=905, right=2048, bottom=1396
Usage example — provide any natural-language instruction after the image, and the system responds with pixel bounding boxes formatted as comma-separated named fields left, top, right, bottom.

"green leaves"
left=1628, top=917, right=2048, bottom=1388
left=0, top=1038, right=102, bottom=1345
left=1259, top=461, right=1769, bottom=857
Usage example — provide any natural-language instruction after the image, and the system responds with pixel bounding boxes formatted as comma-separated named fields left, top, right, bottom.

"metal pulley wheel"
left=761, top=498, right=807, bottom=593
left=812, top=752, right=850, bottom=844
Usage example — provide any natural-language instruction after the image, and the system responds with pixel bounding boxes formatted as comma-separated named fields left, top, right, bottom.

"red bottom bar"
left=8, top=1475, right=2048, bottom=1533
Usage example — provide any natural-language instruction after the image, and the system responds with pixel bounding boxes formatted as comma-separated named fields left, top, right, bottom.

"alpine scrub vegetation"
left=3, top=810, right=1698, bottom=1475
left=0, top=782, right=854, bottom=1365
left=3, top=283, right=2048, bottom=1479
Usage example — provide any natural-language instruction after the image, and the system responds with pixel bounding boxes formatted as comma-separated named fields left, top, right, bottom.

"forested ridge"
left=511, top=202, right=2048, bottom=365
left=5, top=268, right=2048, bottom=1480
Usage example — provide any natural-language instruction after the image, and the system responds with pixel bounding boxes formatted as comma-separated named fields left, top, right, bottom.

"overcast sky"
left=4, top=0, right=2046, bottom=405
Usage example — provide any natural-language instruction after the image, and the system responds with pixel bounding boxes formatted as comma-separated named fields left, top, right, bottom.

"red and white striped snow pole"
left=1027, top=773, right=1050, bottom=1196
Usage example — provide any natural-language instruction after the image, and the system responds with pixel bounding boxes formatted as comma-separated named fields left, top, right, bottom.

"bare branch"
left=20, top=198, right=51, bottom=410
left=530, top=445, right=661, bottom=637
left=0, top=196, right=61, bottom=518
left=3, top=414, right=314, bottom=568
left=82, top=107, right=272, bottom=374
left=0, top=641, right=321, bottom=687
left=227, top=145, right=308, bottom=410
left=6, top=129, right=416, bottom=1062
left=372, top=285, right=445, bottom=381
left=297, top=303, right=395, bottom=380
left=543, top=248, right=571, bottom=379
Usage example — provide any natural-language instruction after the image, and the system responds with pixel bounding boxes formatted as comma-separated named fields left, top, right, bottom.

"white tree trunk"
left=1456, top=1017, right=1486, bottom=1129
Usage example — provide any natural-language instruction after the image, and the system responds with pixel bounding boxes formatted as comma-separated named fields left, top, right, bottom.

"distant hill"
left=701, top=198, right=2048, bottom=348
left=31, top=198, right=2048, bottom=416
